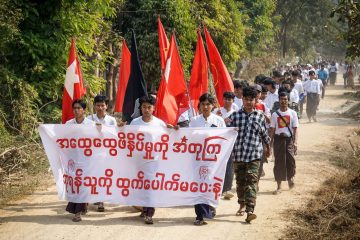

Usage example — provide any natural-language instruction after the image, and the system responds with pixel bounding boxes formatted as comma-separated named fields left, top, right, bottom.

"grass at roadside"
left=282, top=132, right=360, bottom=240
left=0, top=138, right=50, bottom=207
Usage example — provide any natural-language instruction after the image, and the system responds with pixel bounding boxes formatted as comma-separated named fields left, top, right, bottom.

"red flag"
left=61, top=38, right=86, bottom=123
left=114, top=40, right=131, bottom=113
left=158, top=16, right=170, bottom=71
left=189, top=29, right=209, bottom=114
left=155, top=34, right=189, bottom=125
left=204, top=27, right=234, bottom=106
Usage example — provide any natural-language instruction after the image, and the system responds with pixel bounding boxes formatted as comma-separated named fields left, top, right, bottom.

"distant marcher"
left=303, top=71, right=321, bottom=122
left=328, top=62, right=337, bottom=85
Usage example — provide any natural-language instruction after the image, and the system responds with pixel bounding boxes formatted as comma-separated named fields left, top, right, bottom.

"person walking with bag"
left=269, top=92, right=299, bottom=195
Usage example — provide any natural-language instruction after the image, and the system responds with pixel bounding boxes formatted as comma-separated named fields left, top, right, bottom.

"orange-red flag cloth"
left=204, top=27, right=234, bottom=106
left=189, top=29, right=209, bottom=114
left=158, top=16, right=170, bottom=71
left=114, top=40, right=131, bottom=113
left=61, top=38, right=86, bottom=123
left=155, top=34, right=189, bottom=125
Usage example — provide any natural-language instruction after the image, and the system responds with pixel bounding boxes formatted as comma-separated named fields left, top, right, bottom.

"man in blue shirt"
left=317, top=65, right=328, bottom=99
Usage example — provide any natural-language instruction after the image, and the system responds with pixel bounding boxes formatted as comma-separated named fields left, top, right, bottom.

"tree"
left=332, top=0, right=360, bottom=59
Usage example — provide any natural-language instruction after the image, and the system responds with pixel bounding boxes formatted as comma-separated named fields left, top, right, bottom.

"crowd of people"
left=63, top=61, right=346, bottom=225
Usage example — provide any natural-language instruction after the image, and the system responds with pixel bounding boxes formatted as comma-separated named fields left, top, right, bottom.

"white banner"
left=38, top=124, right=237, bottom=207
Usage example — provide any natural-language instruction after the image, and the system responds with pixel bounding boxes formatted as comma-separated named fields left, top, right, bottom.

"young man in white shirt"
left=87, top=95, right=116, bottom=212
left=263, top=78, right=279, bottom=111
left=269, top=92, right=298, bottom=194
left=189, top=93, right=225, bottom=226
left=303, top=71, right=321, bottom=122
left=87, top=95, right=117, bottom=126
left=213, top=92, right=236, bottom=200
left=128, top=95, right=167, bottom=224
left=65, top=99, right=94, bottom=222
left=232, top=80, right=248, bottom=111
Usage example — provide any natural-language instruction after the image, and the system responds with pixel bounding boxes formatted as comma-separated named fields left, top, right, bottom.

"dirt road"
left=0, top=85, right=358, bottom=240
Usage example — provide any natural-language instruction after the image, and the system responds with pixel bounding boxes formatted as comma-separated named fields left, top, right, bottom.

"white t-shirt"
left=87, top=114, right=117, bottom=126
left=290, top=88, right=299, bottom=104
left=130, top=116, right=166, bottom=127
left=66, top=118, right=95, bottom=125
left=329, top=65, right=337, bottom=73
left=294, top=79, right=304, bottom=94
left=212, top=107, right=235, bottom=119
left=232, top=97, right=242, bottom=110
left=264, top=89, right=279, bottom=110
left=189, top=113, right=226, bottom=128
left=303, top=79, right=321, bottom=95
left=270, top=109, right=299, bottom=136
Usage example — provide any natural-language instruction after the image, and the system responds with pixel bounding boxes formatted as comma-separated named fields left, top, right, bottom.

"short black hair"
left=255, top=74, right=266, bottom=84
left=199, top=93, right=216, bottom=104
left=282, top=80, right=292, bottom=85
left=309, top=70, right=316, bottom=76
left=94, top=95, right=109, bottom=105
left=272, top=70, right=282, bottom=78
left=291, top=70, right=299, bottom=76
left=223, top=91, right=235, bottom=99
left=72, top=99, right=86, bottom=109
left=233, top=80, right=242, bottom=89
left=278, top=91, right=289, bottom=99
left=263, top=77, right=276, bottom=89
left=242, top=86, right=257, bottom=99
left=139, top=95, right=156, bottom=107
left=261, top=84, right=268, bottom=93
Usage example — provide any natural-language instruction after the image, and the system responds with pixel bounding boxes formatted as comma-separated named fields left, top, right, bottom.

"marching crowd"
left=63, top=61, right=343, bottom=225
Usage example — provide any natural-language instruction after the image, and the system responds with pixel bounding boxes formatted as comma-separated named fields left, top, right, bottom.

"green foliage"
left=193, top=0, right=247, bottom=68
left=276, top=0, right=347, bottom=60
left=238, top=0, right=277, bottom=56
left=117, top=0, right=196, bottom=85
left=332, top=0, right=360, bottom=59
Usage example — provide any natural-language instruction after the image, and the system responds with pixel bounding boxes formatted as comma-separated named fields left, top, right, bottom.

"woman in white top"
left=65, top=99, right=94, bottom=222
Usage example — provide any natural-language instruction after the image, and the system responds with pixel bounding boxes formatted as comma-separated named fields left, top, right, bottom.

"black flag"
left=122, top=30, right=147, bottom=122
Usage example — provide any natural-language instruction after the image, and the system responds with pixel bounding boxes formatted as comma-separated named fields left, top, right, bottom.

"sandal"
left=193, top=220, right=207, bottom=226
left=273, top=189, right=282, bottom=195
left=72, top=215, right=82, bottom=222
left=144, top=216, right=153, bottom=224
left=245, top=212, right=257, bottom=223
left=288, top=180, right=295, bottom=189
left=97, top=203, right=105, bottom=212
left=236, top=209, right=245, bottom=216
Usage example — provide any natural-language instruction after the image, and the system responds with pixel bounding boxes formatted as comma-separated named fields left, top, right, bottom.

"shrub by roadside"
left=283, top=133, right=360, bottom=240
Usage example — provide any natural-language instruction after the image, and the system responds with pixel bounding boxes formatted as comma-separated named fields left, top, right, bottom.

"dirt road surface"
left=0, top=84, right=358, bottom=240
